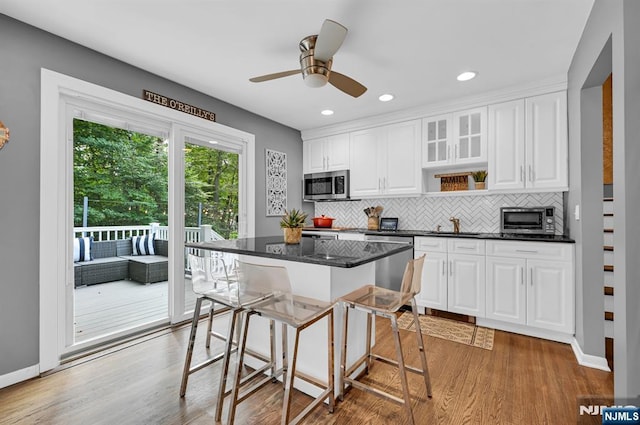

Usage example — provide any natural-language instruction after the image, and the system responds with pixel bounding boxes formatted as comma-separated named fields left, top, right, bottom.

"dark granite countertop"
left=186, top=236, right=413, bottom=268
left=302, top=227, right=575, bottom=243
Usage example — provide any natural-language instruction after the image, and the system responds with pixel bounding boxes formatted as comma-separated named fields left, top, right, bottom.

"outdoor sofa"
left=73, top=237, right=169, bottom=287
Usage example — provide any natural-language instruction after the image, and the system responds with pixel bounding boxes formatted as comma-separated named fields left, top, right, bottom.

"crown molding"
left=301, top=75, right=567, bottom=141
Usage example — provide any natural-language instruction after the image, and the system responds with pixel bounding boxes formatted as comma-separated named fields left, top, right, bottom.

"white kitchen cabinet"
left=488, top=91, right=568, bottom=191
left=421, top=114, right=451, bottom=167
left=422, top=107, right=487, bottom=168
left=350, top=120, right=421, bottom=198
left=414, top=237, right=485, bottom=317
left=303, top=133, right=350, bottom=174
left=485, top=240, right=574, bottom=335
left=414, top=237, right=448, bottom=310
left=486, top=256, right=527, bottom=325
left=446, top=239, right=486, bottom=317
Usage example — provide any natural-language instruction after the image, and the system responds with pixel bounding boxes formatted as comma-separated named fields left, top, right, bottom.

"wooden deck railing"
left=74, top=223, right=225, bottom=242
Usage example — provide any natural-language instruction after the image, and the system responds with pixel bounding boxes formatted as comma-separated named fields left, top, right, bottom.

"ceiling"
left=1, top=0, right=593, bottom=132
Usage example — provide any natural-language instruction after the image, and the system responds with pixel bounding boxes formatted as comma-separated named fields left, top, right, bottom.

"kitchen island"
left=186, top=236, right=412, bottom=398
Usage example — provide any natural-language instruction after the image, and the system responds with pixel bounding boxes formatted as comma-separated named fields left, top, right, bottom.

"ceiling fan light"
left=378, top=94, right=394, bottom=102
left=304, top=73, right=328, bottom=88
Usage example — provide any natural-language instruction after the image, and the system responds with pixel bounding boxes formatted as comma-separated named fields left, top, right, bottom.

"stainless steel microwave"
left=500, top=207, right=556, bottom=235
left=303, top=170, right=349, bottom=201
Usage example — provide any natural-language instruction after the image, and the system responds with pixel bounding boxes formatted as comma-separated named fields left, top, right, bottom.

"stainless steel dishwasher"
left=363, top=234, right=414, bottom=291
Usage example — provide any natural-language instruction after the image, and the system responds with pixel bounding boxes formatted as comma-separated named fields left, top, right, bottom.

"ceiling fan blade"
left=314, top=19, right=348, bottom=62
left=249, top=69, right=301, bottom=83
left=328, top=71, right=367, bottom=98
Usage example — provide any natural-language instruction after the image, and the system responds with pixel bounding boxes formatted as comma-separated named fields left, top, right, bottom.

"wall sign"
left=142, top=90, right=216, bottom=122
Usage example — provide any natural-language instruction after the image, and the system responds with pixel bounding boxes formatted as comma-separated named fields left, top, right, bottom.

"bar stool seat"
left=180, top=254, right=277, bottom=423
left=227, top=261, right=335, bottom=425
left=338, top=255, right=432, bottom=425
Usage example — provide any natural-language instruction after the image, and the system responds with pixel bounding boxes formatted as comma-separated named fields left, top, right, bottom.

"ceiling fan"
left=249, top=19, right=367, bottom=98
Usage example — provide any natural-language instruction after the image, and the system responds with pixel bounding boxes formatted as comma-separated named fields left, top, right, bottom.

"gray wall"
left=0, top=14, right=303, bottom=376
left=567, top=0, right=640, bottom=398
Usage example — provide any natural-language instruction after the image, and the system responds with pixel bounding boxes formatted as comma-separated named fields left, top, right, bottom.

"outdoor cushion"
left=73, top=236, right=93, bottom=262
left=132, top=234, right=155, bottom=255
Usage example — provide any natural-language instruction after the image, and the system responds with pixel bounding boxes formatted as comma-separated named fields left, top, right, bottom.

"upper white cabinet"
left=422, top=107, right=487, bottom=168
left=350, top=120, right=422, bottom=198
left=303, top=133, right=350, bottom=174
left=421, top=114, right=451, bottom=167
left=488, top=91, right=568, bottom=191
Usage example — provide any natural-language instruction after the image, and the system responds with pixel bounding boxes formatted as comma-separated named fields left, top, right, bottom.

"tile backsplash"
left=313, top=192, right=564, bottom=234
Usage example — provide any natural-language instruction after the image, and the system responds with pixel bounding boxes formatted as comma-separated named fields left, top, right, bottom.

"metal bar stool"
left=338, top=255, right=431, bottom=425
left=226, top=261, right=335, bottom=425
left=180, top=254, right=278, bottom=423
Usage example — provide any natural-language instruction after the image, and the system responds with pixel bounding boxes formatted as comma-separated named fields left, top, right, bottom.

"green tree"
left=73, top=120, right=239, bottom=239
left=73, top=119, right=168, bottom=226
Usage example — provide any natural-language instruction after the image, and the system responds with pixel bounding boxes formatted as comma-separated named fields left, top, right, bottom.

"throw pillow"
left=132, top=234, right=155, bottom=255
left=73, top=236, right=93, bottom=262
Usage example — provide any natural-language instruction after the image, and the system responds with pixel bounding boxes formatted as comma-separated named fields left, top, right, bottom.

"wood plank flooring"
left=0, top=315, right=613, bottom=425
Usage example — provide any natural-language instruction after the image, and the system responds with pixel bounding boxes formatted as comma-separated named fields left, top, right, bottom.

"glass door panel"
left=71, top=118, right=169, bottom=347
left=182, top=137, right=239, bottom=316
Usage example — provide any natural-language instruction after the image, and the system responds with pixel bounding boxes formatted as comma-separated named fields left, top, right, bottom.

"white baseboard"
left=0, top=364, right=39, bottom=389
left=571, top=339, right=611, bottom=371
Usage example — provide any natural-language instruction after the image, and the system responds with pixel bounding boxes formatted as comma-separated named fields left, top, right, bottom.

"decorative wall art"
left=266, top=149, right=287, bottom=216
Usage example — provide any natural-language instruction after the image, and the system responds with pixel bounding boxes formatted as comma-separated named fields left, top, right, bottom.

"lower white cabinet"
left=414, top=237, right=485, bottom=317
left=485, top=240, right=574, bottom=335
left=448, top=253, right=486, bottom=317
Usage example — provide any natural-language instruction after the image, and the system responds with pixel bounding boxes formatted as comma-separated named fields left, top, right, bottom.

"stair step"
left=604, top=213, right=614, bottom=217
left=604, top=286, right=614, bottom=296
left=604, top=228, right=614, bottom=233
left=603, top=197, right=614, bottom=202
left=605, top=311, right=614, bottom=321
left=604, top=265, right=614, bottom=272
left=604, top=245, right=614, bottom=251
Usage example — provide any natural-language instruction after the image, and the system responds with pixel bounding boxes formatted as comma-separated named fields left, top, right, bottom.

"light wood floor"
left=0, top=315, right=613, bottom=425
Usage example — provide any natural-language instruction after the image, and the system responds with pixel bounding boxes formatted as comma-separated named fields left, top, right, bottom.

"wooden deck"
left=74, top=278, right=197, bottom=342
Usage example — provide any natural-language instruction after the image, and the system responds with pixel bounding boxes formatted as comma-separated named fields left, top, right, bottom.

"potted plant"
left=471, top=170, right=488, bottom=190
left=280, top=208, right=308, bottom=244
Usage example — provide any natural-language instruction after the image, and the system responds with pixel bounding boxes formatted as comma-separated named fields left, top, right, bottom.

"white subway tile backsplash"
left=314, top=192, right=564, bottom=234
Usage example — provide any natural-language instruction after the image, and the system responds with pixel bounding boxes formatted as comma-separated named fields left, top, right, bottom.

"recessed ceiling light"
left=457, top=71, right=477, bottom=81
left=378, top=94, right=394, bottom=102
left=208, top=140, right=218, bottom=144
left=321, top=109, right=334, bottom=116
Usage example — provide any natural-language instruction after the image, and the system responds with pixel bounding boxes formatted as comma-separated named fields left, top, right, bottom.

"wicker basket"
left=435, top=172, right=471, bottom=192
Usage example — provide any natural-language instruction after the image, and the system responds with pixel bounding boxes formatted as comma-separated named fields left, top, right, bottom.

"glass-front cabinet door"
left=421, top=114, right=451, bottom=168
left=453, top=107, right=487, bottom=164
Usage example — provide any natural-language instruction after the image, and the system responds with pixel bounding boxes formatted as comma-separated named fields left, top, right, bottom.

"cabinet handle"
left=442, top=260, right=445, bottom=276
left=457, top=245, right=475, bottom=250
left=449, top=260, right=452, bottom=276
left=520, top=166, right=524, bottom=182
left=530, top=268, right=533, bottom=286
left=455, top=145, right=458, bottom=159
left=520, top=267, right=524, bottom=285
left=378, top=178, right=381, bottom=190
left=447, top=145, right=450, bottom=160
left=528, top=165, right=533, bottom=182
left=325, top=156, right=328, bottom=170
left=516, top=249, right=538, bottom=253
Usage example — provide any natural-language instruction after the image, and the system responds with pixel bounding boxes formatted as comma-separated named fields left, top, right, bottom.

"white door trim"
left=39, top=68, right=255, bottom=372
